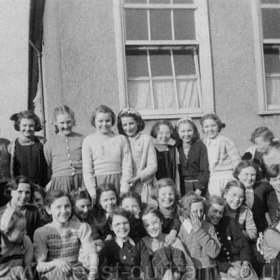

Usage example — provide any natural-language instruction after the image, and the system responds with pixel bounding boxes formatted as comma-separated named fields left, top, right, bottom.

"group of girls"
left=1, top=104, right=280, bottom=279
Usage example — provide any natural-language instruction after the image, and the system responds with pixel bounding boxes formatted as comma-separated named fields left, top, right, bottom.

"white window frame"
left=251, top=0, right=280, bottom=115
left=113, top=0, right=214, bottom=119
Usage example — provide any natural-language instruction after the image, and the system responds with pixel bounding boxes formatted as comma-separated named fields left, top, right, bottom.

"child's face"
left=6, top=218, right=26, bottom=243
left=190, top=201, right=204, bottom=220
left=202, top=118, right=219, bottom=139
left=47, top=196, right=72, bottom=225
left=75, top=198, right=91, bottom=219
left=142, top=213, right=162, bottom=238
left=254, top=136, right=271, bottom=154
left=178, top=123, right=195, bottom=144
left=121, top=197, right=141, bottom=217
left=224, top=186, right=244, bottom=210
left=158, top=186, right=175, bottom=209
left=99, top=190, right=117, bottom=213
left=19, top=118, right=35, bottom=138
left=95, top=112, right=113, bottom=135
left=111, top=214, right=130, bottom=240
left=237, top=166, right=256, bottom=188
left=269, top=174, right=280, bottom=194
left=11, top=183, right=31, bottom=207
left=206, top=203, right=224, bottom=226
left=34, top=191, right=44, bottom=210
left=156, top=124, right=171, bottom=145
left=120, top=116, right=138, bottom=137
left=55, top=113, right=74, bottom=136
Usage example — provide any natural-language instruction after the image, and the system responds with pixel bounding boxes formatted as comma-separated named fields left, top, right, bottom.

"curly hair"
left=179, top=191, right=204, bottom=219
left=233, top=159, right=258, bottom=180
left=176, top=118, right=200, bottom=143
left=250, top=126, right=274, bottom=144
left=150, top=120, right=176, bottom=139
left=10, top=110, right=42, bottom=132
left=90, top=105, right=116, bottom=127
left=53, top=105, right=76, bottom=133
left=200, top=113, right=226, bottom=133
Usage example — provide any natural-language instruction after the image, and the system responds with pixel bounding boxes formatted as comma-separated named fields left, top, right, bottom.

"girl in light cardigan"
left=117, top=108, right=157, bottom=205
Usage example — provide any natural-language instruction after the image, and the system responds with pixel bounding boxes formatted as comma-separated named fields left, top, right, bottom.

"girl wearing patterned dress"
left=44, top=105, right=84, bottom=192
left=34, top=190, right=98, bottom=280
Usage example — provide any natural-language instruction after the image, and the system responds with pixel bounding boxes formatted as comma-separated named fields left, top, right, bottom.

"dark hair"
left=117, top=108, right=145, bottom=136
left=4, top=176, right=34, bottom=203
left=267, top=164, right=280, bottom=180
left=176, top=118, right=200, bottom=143
left=233, top=160, right=258, bottom=180
left=45, top=190, right=74, bottom=219
left=250, top=127, right=274, bottom=144
left=53, top=105, right=76, bottom=134
left=222, top=180, right=245, bottom=198
left=156, top=178, right=179, bottom=203
left=120, top=191, right=142, bottom=209
left=200, top=113, right=226, bottom=133
left=10, top=110, right=42, bottom=132
left=96, top=183, right=119, bottom=211
left=33, top=184, right=46, bottom=200
left=107, top=208, right=131, bottom=229
left=90, top=105, right=116, bottom=127
left=179, top=191, right=204, bottom=219
left=70, top=188, right=92, bottom=205
left=150, top=120, right=176, bottom=139
left=141, top=206, right=164, bottom=224
left=204, top=195, right=225, bottom=214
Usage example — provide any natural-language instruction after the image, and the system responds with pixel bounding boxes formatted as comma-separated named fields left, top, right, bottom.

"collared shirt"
left=115, top=237, right=135, bottom=248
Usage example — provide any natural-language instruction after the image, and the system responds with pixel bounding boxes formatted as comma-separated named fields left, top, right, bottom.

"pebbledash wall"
left=43, top=0, right=280, bottom=153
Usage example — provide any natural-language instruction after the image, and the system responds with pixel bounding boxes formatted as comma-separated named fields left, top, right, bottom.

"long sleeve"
left=82, top=136, right=97, bottom=198
left=225, top=137, right=241, bottom=169
left=244, top=208, right=257, bottom=241
left=23, top=236, right=34, bottom=267
left=34, top=227, right=48, bottom=262
left=43, top=140, right=52, bottom=167
left=197, top=142, right=210, bottom=192
left=138, top=240, right=154, bottom=280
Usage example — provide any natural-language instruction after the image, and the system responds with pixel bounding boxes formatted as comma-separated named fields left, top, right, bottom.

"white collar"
left=115, top=237, right=135, bottom=248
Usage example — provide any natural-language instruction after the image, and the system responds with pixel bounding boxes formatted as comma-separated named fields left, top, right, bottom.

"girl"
left=176, top=118, right=209, bottom=196
left=0, top=175, right=41, bottom=241
left=223, top=180, right=257, bottom=241
left=82, top=105, right=132, bottom=201
left=156, top=178, right=181, bottom=245
left=99, top=208, right=153, bottom=280
left=201, top=113, right=241, bottom=196
left=151, top=120, right=178, bottom=183
left=92, top=183, right=118, bottom=245
left=142, top=207, right=195, bottom=280
left=233, top=160, right=271, bottom=233
left=120, top=191, right=146, bottom=242
left=0, top=208, right=33, bottom=280
left=44, top=105, right=84, bottom=192
left=267, top=164, right=280, bottom=223
left=178, top=192, right=220, bottom=280
left=10, top=110, right=49, bottom=187
left=0, top=134, right=10, bottom=207
left=34, top=190, right=98, bottom=280
left=117, top=108, right=157, bottom=205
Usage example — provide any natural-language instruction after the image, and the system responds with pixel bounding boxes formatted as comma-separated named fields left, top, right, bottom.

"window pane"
left=262, top=9, right=280, bottom=39
left=150, top=10, right=172, bottom=40
left=125, top=9, right=148, bottom=40
left=261, top=0, right=280, bottom=3
left=174, top=49, right=196, bottom=75
left=177, top=79, right=200, bottom=108
left=128, top=81, right=153, bottom=109
left=150, top=50, right=172, bottom=76
left=264, top=46, right=280, bottom=74
left=126, top=49, right=149, bottom=77
left=174, top=9, right=195, bottom=40
left=174, top=0, right=194, bottom=3
left=153, top=80, right=176, bottom=109
left=150, top=0, right=170, bottom=3
left=125, top=0, right=147, bottom=3
left=266, top=76, right=280, bottom=106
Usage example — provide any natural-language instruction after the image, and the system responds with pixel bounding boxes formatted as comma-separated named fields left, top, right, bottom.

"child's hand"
left=56, top=260, right=71, bottom=274
left=227, top=266, right=239, bottom=278
left=165, top=230, right=177, bottom=245
left=190, top=212, right=201, bottom=232
left=194, top=189, right=202, bottom=196
left=128, top=176, right=141, bottom=188
left=240, top=262, right=251, bottom=278
left=105, top=234, right=113, bottom=241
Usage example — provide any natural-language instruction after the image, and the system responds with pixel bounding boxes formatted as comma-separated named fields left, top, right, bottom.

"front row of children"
left=5, top=175, right=280, bottom=280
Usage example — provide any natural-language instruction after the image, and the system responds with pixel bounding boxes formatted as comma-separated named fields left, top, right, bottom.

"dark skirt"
left=196, top=267, right=220, bottom=280
left=262, top=259, right=280, bottom=280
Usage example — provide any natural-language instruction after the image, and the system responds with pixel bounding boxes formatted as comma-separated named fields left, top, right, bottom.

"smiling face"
left=178, top=122, right=195, bottom=144
left=120, top=116, right=138, bottom=137
left=142, top=213, right=162, bottom=238
left=55, top=113, right=74, bottom=136
left=11, top=183, right=31, bottom=208
left=156, top=124, right=172, bottom=145
left=75, top=198, right=91, bottom=220
left=224, top=186, right=244, bottom=210
left=99, top=190, right=117, bottom=214
left=34, top=191, right=44, bottom=210
left=254, top=135, right=271, bottom=154
left=95, top=112, right=113, bottom=135
left=158, top=186, right=176, bottom=209
left=270, top=174, right=280, bottom=194
left=111, top=214, right=130, bottom=240
left=19, top=118, right=35, bottom=138
left=206, top=203, right=224, bottom=226
left=237, top=166, right=257, bottom=189
left=47, top=196, right=72, bottom=225
left=190, top=201, right=204, bottom=220
left=202, top=118, right=219, bottom=139
left=121, top=197, right=141, bottom=217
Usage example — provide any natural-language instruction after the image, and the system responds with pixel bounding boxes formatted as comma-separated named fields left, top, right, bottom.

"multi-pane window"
left=115, top=0, right=213, bottom=118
